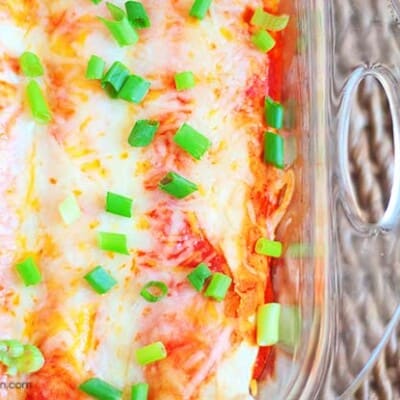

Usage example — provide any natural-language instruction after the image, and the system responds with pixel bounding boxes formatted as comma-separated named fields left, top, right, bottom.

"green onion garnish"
left=84, top=266, right=117, bottom=294
left=257, top=303, right=281, bottom=346
left=265, top=97, right=284, bottom=129
left=99, top=2, right=139, bottom=47
left=159, top=172, right=198, bottom=199
left=131, top=382, right=149, bottom=400
left=125, top=1, right=151, bottom=29
left=189, top=0, right=212, bottom=19
left=118, top=74, right=151, bottom=103
left=101, top=61, right=130, bottom=98
left=26, top=80, right=52, bottom=124
left=58, top=194, right=81, bottom=225
left=15, top=257, right=42, bottom=287
left=0, top=341, right=44, bottom=375
left=173, top=123, right=211, bottom=160
left=255, top=238, right=282, bottom=257
left=135, top=342, right=167, bottom=366
left=251, top=30, right=276, bottom=53
left=106, top=192, right=133, bottom=218
left=20, top=52, right=44, bottom=78
left=140, top=281, right=168, bottom=303
left=97, top=232, right=129, bottom=255
left=91, top=0, right=102, bottom=3
left=250, top=8, right=290, bottom=31
left=86, top=55, right=106, bottom=80
left=128, top=120, right=159, bottom=147
left=79, top=378, right=122, bottom=400
left=264, top=131, right=284, bottom=169
left=174, top=71, right=195, bottom=91
left=204, top=272, right=232, bottom=301
left=187, top=263, right=212, bottom=291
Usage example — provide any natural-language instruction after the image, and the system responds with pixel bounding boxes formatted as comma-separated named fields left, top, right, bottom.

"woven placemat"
left=329, top=1, right=400, bottom=399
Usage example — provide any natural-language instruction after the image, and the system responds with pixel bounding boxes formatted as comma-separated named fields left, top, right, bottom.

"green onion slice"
left=187, top=263, right=212, bottom=291
left=204, top=272, right=232, bottom=301
left=174, top=71, right=195, bottom=91
left=106, top=192, right=133, bottom=218
left=131, top=382, right=149, bottom=400
left=26, top=80, right=52, bottom=124
left=265, top=97, right=284, bottom=129
left=79, top=378, right=122, bottom=400
left=97, top=232, right=129, bottom=255
left=257, top=303, right=281, bottom=346
left=173, top=123, right=211, bottom=160
left=251, top=8, right=290, bottom=31
left=0, top=341, right=44, bottom=376
left=20, top=52, right=44, bottom=78
left=101, top=61, right=130, bottom=98
left=251, top=30, right=276, bottom=53
left=159, top=172, right=198, bottom=199
left=264, top=131, right=284, bottom=169
left=189, top=0, right=212, bottom=20
left=135, top=342, right=167, bottom=366
left=99, top=3, right=139, bottom=47
left=91, top=0, right=102, bottom=3
left=128, top=120, right=159, bottom=147
left=255, top=238, right=282, bottom=258
left=125, top=1, right=151, bottom=29
left=140, top=281, right=168, bottom=303
left=84, top=266, right=117, bottom=294
left=86, top=55, right=106, bottom=80
left=15, top=257, right=42, bottom=287
left=58, top=194, right=81, bottom=225
left=118, top=74, right=151, bottom=103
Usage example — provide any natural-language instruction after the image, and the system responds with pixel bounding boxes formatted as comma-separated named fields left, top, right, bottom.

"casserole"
left=1, top=0, right=400, bottom=399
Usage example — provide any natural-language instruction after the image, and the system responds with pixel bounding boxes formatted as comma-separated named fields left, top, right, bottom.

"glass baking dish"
left=260, top=0, right=400, bottom=398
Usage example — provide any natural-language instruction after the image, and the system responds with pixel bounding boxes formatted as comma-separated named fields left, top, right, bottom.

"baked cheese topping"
left=0, top=0, right=294, bottom=399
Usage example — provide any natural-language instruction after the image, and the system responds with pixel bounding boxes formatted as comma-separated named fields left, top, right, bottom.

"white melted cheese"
left=0, top=0, right=278, bottom=398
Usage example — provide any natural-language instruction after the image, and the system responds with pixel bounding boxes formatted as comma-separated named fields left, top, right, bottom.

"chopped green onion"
left=189, top=0, right=212, bottom=19
left=251, top=30, right=276, bottom=53
left=279, top=305, right=301, bottom=350
left=255, top=238, right=282, bottom=257
left=174, top=71, right=195, bottom=91
left=173, top=123, right=211, bottom=160
left=0, top=341, right=44, bottom=375
left=79, top=378, right=122, bottom=400
left=204, top=272, right=232, bottom=301
left=140, top=281, right=168, bottom=303
left=84, top=266, right=117, bottom=294
left=250, top=8, right=290, bottom=31
left=135, top=342, right=167, bottom=366
left=12, top=344, right=45, bottom=374
left=118, top=74, right=151, bottom=103
left=91, top=0, right=102, bottom=4
left=19, top=52, right=44, bottom=78
left=125, top=1, right=151, bottom=29
left=97, top=232, right=129, bottom=255
left=131, top=383, right=148, bottom=400
left=106, top=192, right=133, bottom=218
left=257, top=303, right=281, bottom=346
left=99, top=2, right=139, bottom=47
left=264, top=131, right=284, bottom=169
left=159, top=172, right=198, bottom=199
left=26, top=80, right=52, bottom=124
left=58, top=194, right=81, bottom=225
left=128, top=120, right=159, bottom=147
left=86, top=55, right=106, bottom=80
left=187, top=263, right=212, bottom=291
left=15, top=257, right=42, bottom=287
left=101, top=61, right=130, bottom=98
left=265, top=97, right=284, bottom=129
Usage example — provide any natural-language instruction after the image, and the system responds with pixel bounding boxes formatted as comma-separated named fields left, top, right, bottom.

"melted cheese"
left=0, top=1, right=292, bottom=399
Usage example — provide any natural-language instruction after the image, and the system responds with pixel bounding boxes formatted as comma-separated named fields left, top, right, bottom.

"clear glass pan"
left=258, top=0, right=400, bottom=398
